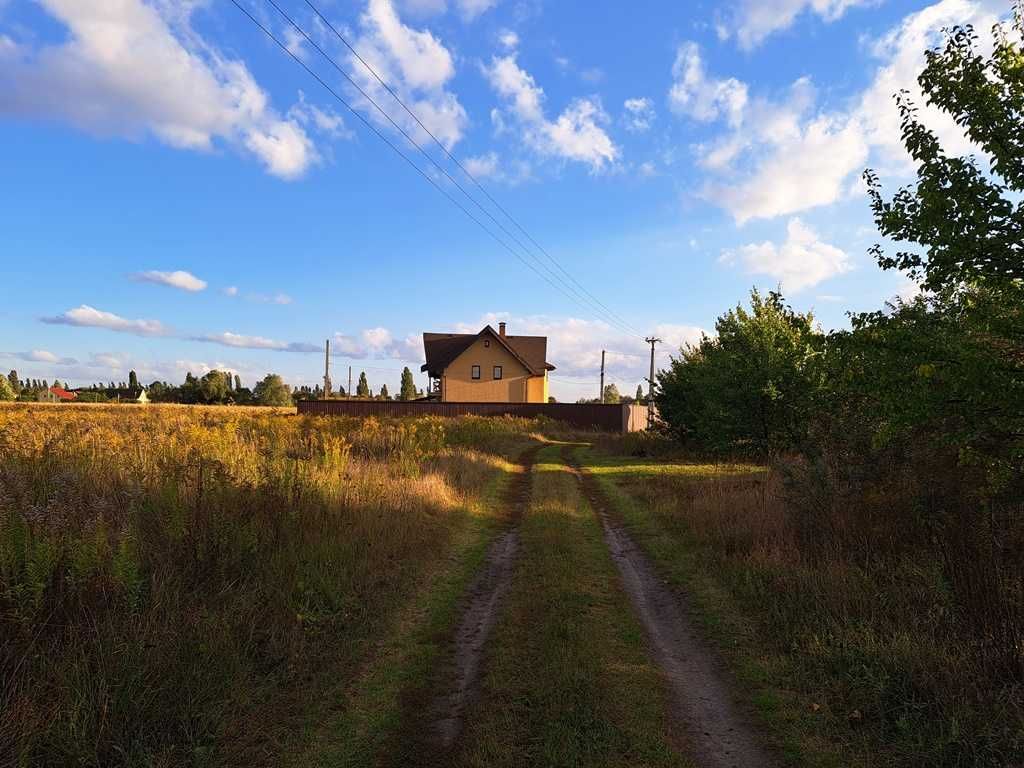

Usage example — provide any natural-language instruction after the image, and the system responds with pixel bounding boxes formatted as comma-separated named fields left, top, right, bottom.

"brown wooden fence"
left=297, top=399, right=649, bottom=433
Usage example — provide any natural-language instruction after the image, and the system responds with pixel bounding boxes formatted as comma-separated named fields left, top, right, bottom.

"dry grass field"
left=2, top=405, right=1020, bottom=767
left=0, top=404, right=536, bottom=767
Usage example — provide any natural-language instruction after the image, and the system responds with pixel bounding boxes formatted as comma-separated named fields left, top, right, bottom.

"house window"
left=484, top=339, right=490, bottom=347
left=493, top=366, right=503, bottom=380
left=471, top=365, right=481, bottom=380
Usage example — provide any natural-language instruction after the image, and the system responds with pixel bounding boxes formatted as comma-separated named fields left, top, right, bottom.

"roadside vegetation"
left=634, top=9, right=1024, bottom=766
left=0, top=405, right=537, bottom=767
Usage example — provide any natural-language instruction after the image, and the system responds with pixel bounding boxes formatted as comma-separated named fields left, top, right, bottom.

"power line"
left=229, top=0, right=624, bottom=327
left=300, top=0, right=645, bottom=339
left=604, top=349, right=649, bottom=360
left=240, top=0, right=642, bottom=338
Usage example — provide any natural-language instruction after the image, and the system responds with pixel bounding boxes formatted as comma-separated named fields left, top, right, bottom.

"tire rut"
left=564, top=446, right=775, bottom=768
left=426, top=443, right=539, bottom=752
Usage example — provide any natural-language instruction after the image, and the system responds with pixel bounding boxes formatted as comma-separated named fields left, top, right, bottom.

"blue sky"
left=0, top=0, right=1008, bottom=399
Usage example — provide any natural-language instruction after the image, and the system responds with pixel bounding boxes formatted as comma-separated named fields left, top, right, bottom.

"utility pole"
left=348, top=366, right=352, bottom=400
left=644, top=336, right=661, bottom=429
left=599, top=349, right=606, bottom=404
left=323, top=339, right=332, bottom=398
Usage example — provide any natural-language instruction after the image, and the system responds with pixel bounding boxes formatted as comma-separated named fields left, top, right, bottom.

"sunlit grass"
left=0, top=404, right=539, bottom=768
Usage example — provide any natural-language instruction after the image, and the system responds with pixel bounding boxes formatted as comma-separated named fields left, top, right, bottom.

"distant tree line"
left=577, top=383, right=648, bottom=405
left=1, top=365, right=426, bottom=406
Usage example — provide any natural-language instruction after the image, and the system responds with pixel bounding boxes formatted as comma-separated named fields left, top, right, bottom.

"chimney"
left=499, top=321, right=507, bottom=337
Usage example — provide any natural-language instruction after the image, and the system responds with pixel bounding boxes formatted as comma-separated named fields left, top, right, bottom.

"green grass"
left=577, top=447, right=836, bottom=768
left=574, top=444, right=1024, bottom=768
left=453, top=444, right=686, bottom=768
left=292, top=450, right=523, bottom=768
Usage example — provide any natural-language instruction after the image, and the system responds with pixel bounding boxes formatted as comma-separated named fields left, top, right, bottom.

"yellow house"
left=421, top=322, right=555, bottom=403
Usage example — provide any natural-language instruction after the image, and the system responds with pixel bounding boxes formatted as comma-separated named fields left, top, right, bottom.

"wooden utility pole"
left=323, top=339, right=332, bottom=398
left=348, top=366, right=352, bottom=399
left=599, top=349, right=606, bottom=403
left=644, top=336, right=661, bottom=429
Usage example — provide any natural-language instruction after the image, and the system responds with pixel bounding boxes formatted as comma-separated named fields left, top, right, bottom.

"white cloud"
left=331, top=333, right=368, bottom=358
left=191, top=332, right=319, bottom=354
left=42, top=305, right=168, bottom=336
left=723, top=0, right=876, bottom=50
left=464, top=151, right=500, bottom=178
left=6, top=349, right=79, bottom=365
left=678, top=3, right=1007, bottom=223
left=89, top=353, right=124, bottom=369
left=855, top=0, right=1001, bottom=172
left=397, top=0, right=448, bottom=16
left=289, top=93, right=351, bottom=141
left=249, top=292, right=293, bottom=305
left=351, top=0, right=467, bottom=149
left=498, top=29, right=519, bottom=50
left=456, top=0, right=499, bottom=20
left=362, top=327, right=393, bottom=350
left=27, top=349, right=61, bottom=363
left=193, top=332, right=289, bottom=350
left=223, top=286, right=239, bottom=297
left=668, top=43, right=747, bottom=127
left=705, top=114, right=869, bottom=223
left=484, top=54, right=618, bottom=170
left=0, top=0, right=319, bottom=179
left=720, top=217, right=851, bottom=292
left=131, top=269, right=207, bottom=292
left=332, top=328, right=422, bottom=361
left=623, top=97, right=655, bottom=132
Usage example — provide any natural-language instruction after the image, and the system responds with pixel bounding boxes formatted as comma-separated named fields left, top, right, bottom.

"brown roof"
left=421, top=325, right=555, bottom=376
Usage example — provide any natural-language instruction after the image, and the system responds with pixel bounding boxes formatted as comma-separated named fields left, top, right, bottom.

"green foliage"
left=7, top=370, right=19, bottom=394
left=0, top=375, right=15, bottom=401
left=379, top=383, right=390, bottom=400
left=399, top=366, right=417, bottom=401
left=253, top=373, right=293, bottom=406
left=865, top=8, right=1024, bottom=291
left=655, top=289, right=821, bottom=457
left=199, top=369, right=230, bottom=404
left=356, top=371, right=370, bottom=398
left=635, top=385, right=644, bottom=403
left=75, top=391, right=109, bottom=403
left=602, top=383, right=621, bottom=403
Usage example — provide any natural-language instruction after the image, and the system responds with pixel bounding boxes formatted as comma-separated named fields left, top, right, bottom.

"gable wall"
left=442, top=335, right=534, bottom=402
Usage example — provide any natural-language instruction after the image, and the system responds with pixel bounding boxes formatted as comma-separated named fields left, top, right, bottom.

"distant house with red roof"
left=38, top=386, right=77, bottom=403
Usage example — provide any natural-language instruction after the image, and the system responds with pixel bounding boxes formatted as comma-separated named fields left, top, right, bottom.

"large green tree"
left=864, top=8, right=1023, bottom=291
left=253, top=374, right=293, bottom=407
left=656, top=289, right=822, bottom=457
left=399, top=366, right=417, bottom=401
left=356, top=372, right=370, bottom=398
left=199, top=370, right=230, bottom=404
left=602, top=383, right=621, bottom=404
left=8, top=370, right=20, bottom=394
left=854, top=5, right=1024, bottom=474
left=0, top=375, right=16, bottom=402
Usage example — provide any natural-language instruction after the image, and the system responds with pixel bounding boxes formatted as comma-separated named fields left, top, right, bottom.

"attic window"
left=484, top=339, right=490, bottom=347
left=471, top=365, right=481, bottom=380
left=493, top=366, right=502, bottom=380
